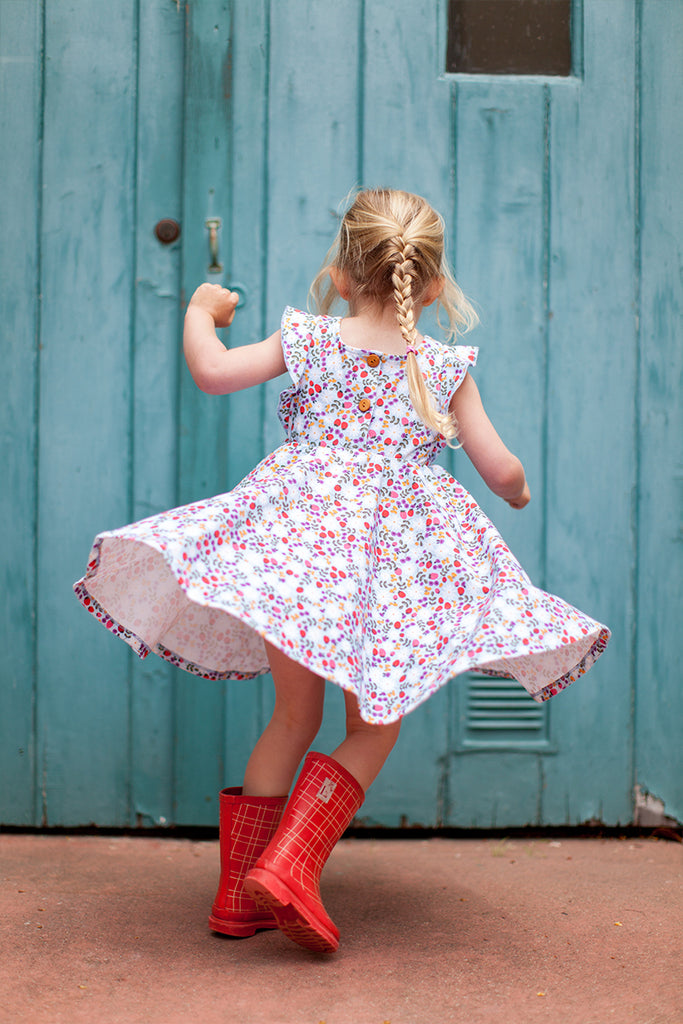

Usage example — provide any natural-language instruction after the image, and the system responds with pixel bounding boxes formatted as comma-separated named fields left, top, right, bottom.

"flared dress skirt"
left=74, top=308, right=609, bottom=724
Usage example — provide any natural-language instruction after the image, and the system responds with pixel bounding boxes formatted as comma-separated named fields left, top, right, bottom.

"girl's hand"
left=505, top=482, right=531, bottom=509
left=187, top=284, right=239, bottom=328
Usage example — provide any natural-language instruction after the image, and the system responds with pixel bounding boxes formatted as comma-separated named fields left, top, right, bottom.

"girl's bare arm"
left=183, top=284, right=287, bottom=395
left=450, top=372, right=530, bottom=509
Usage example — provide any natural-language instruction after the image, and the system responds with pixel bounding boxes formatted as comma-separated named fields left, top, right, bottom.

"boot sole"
left=208, top=911, right=279, bottom=937
left=244, top=869, right=339, bottom=953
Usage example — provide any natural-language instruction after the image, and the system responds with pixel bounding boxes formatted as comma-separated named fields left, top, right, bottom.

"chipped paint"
left=633, top=785, right=681, bottom=828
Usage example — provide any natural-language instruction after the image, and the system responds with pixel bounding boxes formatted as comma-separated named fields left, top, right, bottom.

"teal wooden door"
left=1, top=0, right=681, bottom=829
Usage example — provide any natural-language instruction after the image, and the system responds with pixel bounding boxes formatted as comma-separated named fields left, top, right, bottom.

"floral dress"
left=74, top=307, right=609, bottom=724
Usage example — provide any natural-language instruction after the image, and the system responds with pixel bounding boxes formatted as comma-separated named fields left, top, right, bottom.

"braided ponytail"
left=391, top=239, right=418, bottom=347
left=390, top=237, right=459, bottom=441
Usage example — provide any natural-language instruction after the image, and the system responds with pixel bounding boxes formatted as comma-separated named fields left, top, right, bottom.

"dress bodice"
left=277, top=308, right=477, bottom=466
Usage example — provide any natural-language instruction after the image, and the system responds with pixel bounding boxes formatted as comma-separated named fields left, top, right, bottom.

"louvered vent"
left=457, top=676, right=552, bottom=750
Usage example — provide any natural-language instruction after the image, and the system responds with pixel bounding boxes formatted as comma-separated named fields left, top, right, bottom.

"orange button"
left=365, top=354, right=380, bottom=367
left=358, top=398, right=371, bottom=412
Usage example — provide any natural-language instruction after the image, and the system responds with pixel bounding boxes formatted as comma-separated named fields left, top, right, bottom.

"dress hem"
left=73, top=578, right=610, bottom=722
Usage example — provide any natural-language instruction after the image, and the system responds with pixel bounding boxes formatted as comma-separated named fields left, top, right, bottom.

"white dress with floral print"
left=74, top=308, right=609, bottom=723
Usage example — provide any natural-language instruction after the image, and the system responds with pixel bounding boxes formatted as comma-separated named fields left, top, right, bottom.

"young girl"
left=74, top=188, right=609, bottom=954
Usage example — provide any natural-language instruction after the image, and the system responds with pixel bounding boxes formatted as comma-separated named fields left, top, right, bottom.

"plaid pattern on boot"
left=209, top=787, right=287, bottom=937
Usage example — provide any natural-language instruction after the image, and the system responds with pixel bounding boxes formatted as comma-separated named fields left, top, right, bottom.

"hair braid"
left=391, top=238, right=418, bottom=349
left=391, top=236, right=458, bottom=442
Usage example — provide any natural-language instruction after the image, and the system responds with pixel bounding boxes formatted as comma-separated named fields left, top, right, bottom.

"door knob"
left=154, top=219, right=181, bottom=244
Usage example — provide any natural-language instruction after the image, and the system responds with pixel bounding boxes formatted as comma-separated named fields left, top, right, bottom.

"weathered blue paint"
left=174, top=0, right=235, bottom=828
left=0, top=0, right=42, bottom=824
left=129, top=0, right=186, bottom=828
left=36, top=0, right=140, bottom=826
left=0, top=0, right=680, bottom=828
left=542, top=0, right=638, bottom=827
left=634, top=0, right=683, bottom=824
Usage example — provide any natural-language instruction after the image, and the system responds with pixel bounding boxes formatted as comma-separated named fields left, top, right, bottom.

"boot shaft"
left=218, top=787, right=287, bottom=883
left=259, top=752, right=364, bottom=885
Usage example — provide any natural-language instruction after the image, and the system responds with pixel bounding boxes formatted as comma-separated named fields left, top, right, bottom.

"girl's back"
left=277, top=306, right=477, bottom=463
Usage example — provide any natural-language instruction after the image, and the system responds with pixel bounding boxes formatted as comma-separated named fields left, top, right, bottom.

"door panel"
left=1, top=0, right=681, bottom=828
left=36, top=0, right=139, bottom=825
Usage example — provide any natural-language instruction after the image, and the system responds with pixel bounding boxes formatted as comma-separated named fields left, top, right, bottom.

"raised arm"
left=450, top=371, right=530, bottom=509
left=183, top=284, right=287, bottom=395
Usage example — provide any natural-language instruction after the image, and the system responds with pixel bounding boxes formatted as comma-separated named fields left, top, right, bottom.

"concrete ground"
left=0, top=833, right=681, bottom=1024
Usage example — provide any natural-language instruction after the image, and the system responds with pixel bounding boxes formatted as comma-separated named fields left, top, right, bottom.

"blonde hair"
left=309, top=188, right=478, bottom=440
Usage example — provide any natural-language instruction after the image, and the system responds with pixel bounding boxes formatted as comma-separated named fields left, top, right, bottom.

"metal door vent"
left=456, top=675, right=553, bottom=751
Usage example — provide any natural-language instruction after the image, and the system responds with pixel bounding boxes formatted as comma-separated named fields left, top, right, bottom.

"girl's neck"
left=341, top=298, right=425, bottom=354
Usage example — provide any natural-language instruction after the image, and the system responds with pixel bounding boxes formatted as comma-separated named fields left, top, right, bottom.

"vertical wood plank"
left=542, top=0, right=635, bottom=824
left=635, top=0, right=683, bottom=821
left=452, top=84, right=547, bottom=580
left=179, top=0, right=233, bottom=505
left=176, top=0, right=234, bottom=824
left=449, top=81, right=549, bottom=825
left=225, top=0, right=269, bottom=485
left=37, top=0, right=138, bottom=824
left=361, top=0, right=454, bottom=825
left=0, top=0, right=42, bottom=823
left=220, top=0, right=273, bottom=788
left=129, top=0, right=185, bottom=827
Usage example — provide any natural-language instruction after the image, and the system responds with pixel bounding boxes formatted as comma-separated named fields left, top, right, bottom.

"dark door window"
left=447, top=0, right=572, bottom=76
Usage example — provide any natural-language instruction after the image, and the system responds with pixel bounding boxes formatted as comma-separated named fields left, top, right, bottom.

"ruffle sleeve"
left=436, top=343, right=478, bottom=411
left=277, top=307, right=333, bottom=436
left=280, top=306, right=319, bottom=386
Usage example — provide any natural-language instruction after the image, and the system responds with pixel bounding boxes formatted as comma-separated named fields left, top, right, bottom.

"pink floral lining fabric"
left=74, top=308, right=610, bottom=724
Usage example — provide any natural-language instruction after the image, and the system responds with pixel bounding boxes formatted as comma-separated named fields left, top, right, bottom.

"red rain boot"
left=209, top=787, right=287, bottom=937
left=244, top=752, right=365, bottom=953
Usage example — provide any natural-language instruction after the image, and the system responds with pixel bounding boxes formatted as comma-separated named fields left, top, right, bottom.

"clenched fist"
left=188, top=284, right=240, bottom=328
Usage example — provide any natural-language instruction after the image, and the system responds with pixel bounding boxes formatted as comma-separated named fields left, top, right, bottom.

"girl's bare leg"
left=331, top=690, right=401, bottom=791
left=242, top=640, right=325, bottom=797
